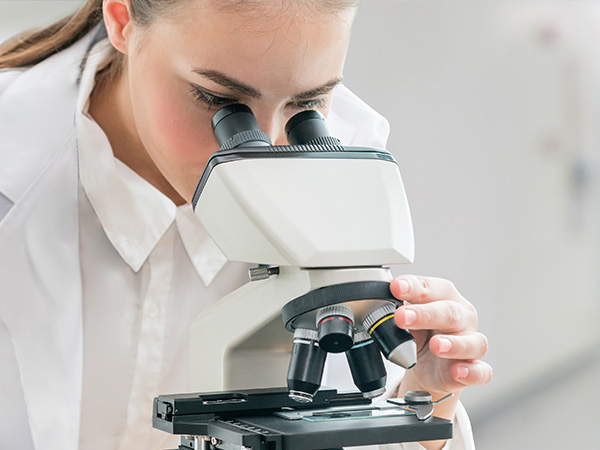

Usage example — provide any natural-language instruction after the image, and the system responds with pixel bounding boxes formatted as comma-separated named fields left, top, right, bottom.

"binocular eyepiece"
left=212, top=104, right=272, bottom=149
left=211, top=103, right=341, bottom=150
left=210, top=105, right=417, bottom=403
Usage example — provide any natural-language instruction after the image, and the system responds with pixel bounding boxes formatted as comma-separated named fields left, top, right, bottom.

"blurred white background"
left=344, top=2, right=600, bottom=448
left=2, top=1, right=600, bottom=448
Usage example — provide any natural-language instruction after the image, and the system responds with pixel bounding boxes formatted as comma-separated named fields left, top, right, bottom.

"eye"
left=189, top=83, right=236, bottom=110
left=291, top=97, right=328, bottom=110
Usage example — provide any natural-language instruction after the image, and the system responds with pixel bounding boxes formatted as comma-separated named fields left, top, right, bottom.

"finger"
left=451, top=360, right=493, bottom=386
left=430, top=332, right=489, bottom=360
left=394, top=301, right=477, bottom=333
left=390, top=275, right=465, bottom=305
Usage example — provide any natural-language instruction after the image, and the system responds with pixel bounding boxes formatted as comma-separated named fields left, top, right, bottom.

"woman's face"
left=122, top=1, right=355, bottom=203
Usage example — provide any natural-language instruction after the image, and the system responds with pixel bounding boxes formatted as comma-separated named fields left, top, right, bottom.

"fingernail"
left=438, top=337, right=452, bottom=353
left=457, top=365, right=470, bottom=379
left=398, top=279, right=410, bottom=294
left=403, top=309, right=417, bottom=326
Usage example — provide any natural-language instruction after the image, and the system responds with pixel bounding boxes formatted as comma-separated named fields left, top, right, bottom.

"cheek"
left=132, top=81, right=220, bottom=201
left=131, top=73, right=220, bottom=200
left=141, top=89, right=217, bottom=166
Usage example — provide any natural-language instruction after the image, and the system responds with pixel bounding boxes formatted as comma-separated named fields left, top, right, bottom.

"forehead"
left=147, top=1, right=355, bottom=95
left=200, top=0, right=357, bottom=22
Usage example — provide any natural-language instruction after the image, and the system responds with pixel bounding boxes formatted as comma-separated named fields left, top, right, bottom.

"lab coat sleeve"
left=0, top=68, right=24, bottom=220
left=376, top=401, right=475, bottom=450
left=328, top=84, right=390, bottom=149
left=372, top=374, right=475, bottom=450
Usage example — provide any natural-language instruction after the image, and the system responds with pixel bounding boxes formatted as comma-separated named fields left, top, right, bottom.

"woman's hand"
left=390, top=275, right=492, bottom=418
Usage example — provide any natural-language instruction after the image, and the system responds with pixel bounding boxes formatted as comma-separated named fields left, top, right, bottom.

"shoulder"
left=0, top=31, right=96, bottom=204
left=328, top=84, right=390, bottom=149
left=0, top=68, right=26, bottom=97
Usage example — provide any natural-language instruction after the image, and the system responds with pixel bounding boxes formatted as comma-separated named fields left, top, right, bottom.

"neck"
left=89, top=70, right=187, bottom=206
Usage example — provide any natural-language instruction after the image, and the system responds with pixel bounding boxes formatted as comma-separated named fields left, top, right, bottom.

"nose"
left=254, top=112, right=288, bottom=146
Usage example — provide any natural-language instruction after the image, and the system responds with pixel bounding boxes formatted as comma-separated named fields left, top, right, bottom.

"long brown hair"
left=0, top=0, right=104, bottom=69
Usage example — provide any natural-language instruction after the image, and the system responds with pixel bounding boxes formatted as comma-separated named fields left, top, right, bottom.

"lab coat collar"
left=175, top=204, right=228, bottom=286
left=76, top=40, right=176, bottom=273
left=76, top=40, right=227, bottom=283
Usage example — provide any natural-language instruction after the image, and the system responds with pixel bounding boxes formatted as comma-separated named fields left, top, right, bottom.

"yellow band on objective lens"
left=368, top=314, right=394, bottom=333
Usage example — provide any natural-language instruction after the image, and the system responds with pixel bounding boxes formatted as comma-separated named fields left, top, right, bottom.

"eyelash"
left=189, top=84, right=328, bottom=112
left=291, top=98, right=328, bottom=110
left=190, top=85, right=236, bottom=110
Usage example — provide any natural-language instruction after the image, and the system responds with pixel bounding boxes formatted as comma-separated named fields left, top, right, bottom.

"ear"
left=103, top=0, right=134, bottom=55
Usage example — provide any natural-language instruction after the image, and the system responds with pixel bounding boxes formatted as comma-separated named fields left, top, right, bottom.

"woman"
left=0, top=1, right=492, bottom=449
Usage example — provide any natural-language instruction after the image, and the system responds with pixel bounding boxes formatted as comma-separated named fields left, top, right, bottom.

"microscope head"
left=191, top=104, right=417, bottom=402
left=192, top=104, right=414, bottom=268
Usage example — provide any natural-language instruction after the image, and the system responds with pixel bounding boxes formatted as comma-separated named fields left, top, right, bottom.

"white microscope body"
left=188, top=106, right=415, bottom=399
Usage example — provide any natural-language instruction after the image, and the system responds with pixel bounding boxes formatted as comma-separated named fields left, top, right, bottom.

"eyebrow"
left=192, top=69, right=262, bottom=99
left=291, top=78, right=343, bottom=101
left=192, top=69, right=343, bottom=101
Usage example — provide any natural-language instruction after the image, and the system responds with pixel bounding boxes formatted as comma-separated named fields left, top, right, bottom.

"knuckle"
left=455, top=336, right=468, bottom=355
left=416, top=276, right=431, bottom=301
left=445, top=302, right=461, bottom=328
left=419, top=304, right=434, bottom=324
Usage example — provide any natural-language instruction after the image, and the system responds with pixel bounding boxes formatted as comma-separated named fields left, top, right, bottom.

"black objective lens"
left=285, top=110, right=341, bottom=146
left=346, top=331, right=387, bottom=398
left=362, top=303, right=417, bottom=369
left=287, top=328, right=327, bottom=403
left=316, top=305, right=354, bottom=353
left=211, top=104, right=272, bottom=150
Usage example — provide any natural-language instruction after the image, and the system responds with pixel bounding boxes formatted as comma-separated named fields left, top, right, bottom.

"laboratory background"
left=1, top=1, right=599, bottom=448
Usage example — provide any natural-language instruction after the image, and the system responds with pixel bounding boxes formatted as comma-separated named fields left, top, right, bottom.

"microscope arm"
left=189, top=267, right=395, bottom=392
left=189, top=267, right=311, bottom=392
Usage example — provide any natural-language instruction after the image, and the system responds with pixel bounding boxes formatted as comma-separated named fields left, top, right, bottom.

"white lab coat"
left=0, top=28, right=400, bottom=450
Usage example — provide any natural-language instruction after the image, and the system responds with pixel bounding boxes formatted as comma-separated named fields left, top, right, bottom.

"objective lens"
left=285, top=110, right=341, bottom=146
left=287, top=328, right=327, bottom=403
left=346, top=331, right=387, bottom=398
left=316, top=305, right=355, bottom=353
left=362, top=303, right=417, bottom=369
left=211, top=104, right=272, bottom=150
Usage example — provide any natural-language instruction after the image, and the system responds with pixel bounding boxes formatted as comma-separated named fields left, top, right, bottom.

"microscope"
left=152, top=104, right=453, bottom=449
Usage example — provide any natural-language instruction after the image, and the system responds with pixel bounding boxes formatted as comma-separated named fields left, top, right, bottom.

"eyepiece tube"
left=316, top=305, right=354, bottom=353
left=287, top=328, right=327, bottom=403
left=285, top=110, right=341, bottom=146
left=346, top=331, right=387, bottom=398
left=211, top=104, right=272, bottom=150
left=363, top=303, right=417, bottom=369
